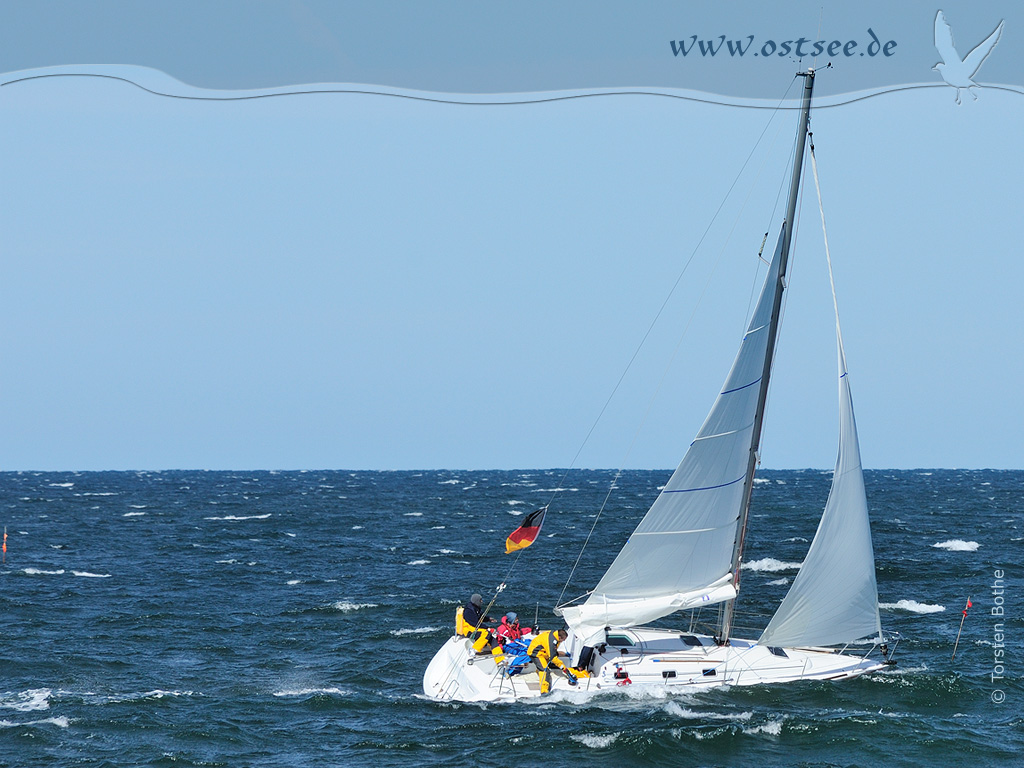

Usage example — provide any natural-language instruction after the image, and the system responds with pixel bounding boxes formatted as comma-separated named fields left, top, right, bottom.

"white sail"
left=562, top=230, right=786, bottom=643
left=758, top=332, right=882, bottom=648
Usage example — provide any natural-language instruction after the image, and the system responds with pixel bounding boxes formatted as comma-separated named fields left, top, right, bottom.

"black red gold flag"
left=505, top=507, right=547, bottom=554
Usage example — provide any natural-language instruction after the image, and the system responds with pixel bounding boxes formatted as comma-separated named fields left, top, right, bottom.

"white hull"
left=423, top=626, right=885, bottom=703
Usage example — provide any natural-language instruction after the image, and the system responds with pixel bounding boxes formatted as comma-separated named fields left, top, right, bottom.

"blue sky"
left=0, top=3, right=1021, bottom=470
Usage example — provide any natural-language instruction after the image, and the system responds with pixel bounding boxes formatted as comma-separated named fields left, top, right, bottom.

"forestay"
left=561, top=230, right=786, bottom=644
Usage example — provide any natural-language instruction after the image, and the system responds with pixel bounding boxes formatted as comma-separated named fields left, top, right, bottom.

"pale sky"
left=1, top=3, right=1021, bottom=471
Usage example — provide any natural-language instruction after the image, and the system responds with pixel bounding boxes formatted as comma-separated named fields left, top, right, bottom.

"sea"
left=0, top=468, right=1019, bottom=767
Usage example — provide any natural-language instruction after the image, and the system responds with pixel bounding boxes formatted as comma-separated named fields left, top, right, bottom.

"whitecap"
left=407, top=559, right=431, bottom=565
left=664, top=702, right=752, bottom=721
left=48, top=483, right=74, bottom=488
left=331, top=601, right=378, bottom=612
left=744, top=718, right=784, bottom=736
left=389, top=626, right=445, bottom=636
left=785, top=537, right=809, bottom=543
left=0, top=689, right=51, bottom=712
left=72, top=571, right=111, bottom=578
left=103, top=690, right=196, bottom=703
left=273, top=687, right=347, bottom=697
left=741, top=558, right=801, bottom=573
left=351, top=525, right=364, bottom=530
left=439, top=479, right=460, bottom=485
left=430, top=526, right=446, bottom=530
left=0, top=716, right=69, bottom=729
left=879, top=600, right=945, bottom=614
left=570, top=733, right=620, bottom=748
left=82, top=492, right=118, bottom=496
left=506, top=500, right=525, bottom=506
left=404, top=512, right=423, bottom=517
left=203, top=514, right=271, bottom=521
left=286, top=580, right=301, bottom=585
left=128, top=504, right=147, bottom=509
left=123, top=512, right=146, bottom=517
left=767, top=578, right=789, bottom=586
left=23, top=568, right=65, bottom=576
left=932, top=540, right=979, bottom=552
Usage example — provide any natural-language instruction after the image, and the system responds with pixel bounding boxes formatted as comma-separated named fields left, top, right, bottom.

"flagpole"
left=952, top=596, right=971, bottom=661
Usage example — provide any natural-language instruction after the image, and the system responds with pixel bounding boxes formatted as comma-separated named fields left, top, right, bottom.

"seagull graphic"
left=933, top=11, right=1004, bottom=104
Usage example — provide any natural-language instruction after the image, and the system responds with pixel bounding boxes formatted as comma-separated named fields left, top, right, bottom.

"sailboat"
left=423, top=69, right=895, bottom=702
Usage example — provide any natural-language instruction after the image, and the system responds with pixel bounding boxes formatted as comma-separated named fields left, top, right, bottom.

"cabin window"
left=606, top=634, right=634, bottom=647
left=702, top=668, right=717, bottom=677
left=679, top=635, right=702, bottom=647
left=768, top=646, right=789, bottom=658
left=662, top=670, right=677, bottom=679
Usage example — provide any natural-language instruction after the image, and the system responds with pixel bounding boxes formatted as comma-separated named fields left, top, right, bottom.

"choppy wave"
left=932, top=539, right=980, bottom=552
left=102, top=690, right=197, bottom=703
left=880, top=600, right=946, bottom=614
left=273, top=687, right=347, bottom=698
left=389, top=626, right=445, bottom=636
left=663, top=702, right=752, bottom=721
left=72, top=571, right=112, bottom=578
left=743, top=718, right=785, bottom=736
left=742, top=558, right=802, bottom=572
left=0, top=689, right=51, bottom=712
left=23, top=568, right=65, bottom=576
left=204, top=514, right=272, bottom=521
left=570, top=732, right=620, bottom=748
left=331, top=601, right=379, bottom=613
left=0, top=716, right=69, bottom=729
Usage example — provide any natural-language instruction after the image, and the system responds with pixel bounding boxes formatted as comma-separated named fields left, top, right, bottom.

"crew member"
left=461, top=593, right=497, bottom=653
left=496, top=612, right=531, bottom=642
left=527, top=628, right=577, bottom=693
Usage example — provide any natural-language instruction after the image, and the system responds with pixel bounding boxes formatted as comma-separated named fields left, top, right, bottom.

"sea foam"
left=742, top=558, right=802, bottom=572
left=204, top=514, right=272, bottom=521
left=570, top=733, right=620, bottom=748
left=879, top=600, right=946, bottom=614
left=331, top=601, right=378, bottom=612
left=0, top=689, right=51, bottom=712
left=389, top=626, right=444, bottom=636
left=932, top=540, right=979, bottom=552
left=273, top=687, right=347, bottom=698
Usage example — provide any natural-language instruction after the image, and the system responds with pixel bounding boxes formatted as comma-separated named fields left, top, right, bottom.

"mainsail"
left=561, top=230, right=786, bottom=643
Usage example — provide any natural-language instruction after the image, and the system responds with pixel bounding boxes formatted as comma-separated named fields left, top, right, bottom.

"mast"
left=719, top=69, right=815, bottom=643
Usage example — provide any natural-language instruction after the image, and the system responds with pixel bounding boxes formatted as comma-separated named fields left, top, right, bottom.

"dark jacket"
left=463, top=600, right=492, bottom=629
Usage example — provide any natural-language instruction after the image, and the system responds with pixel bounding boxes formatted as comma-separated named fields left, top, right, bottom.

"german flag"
left=505, top=507, right=547, bottom=554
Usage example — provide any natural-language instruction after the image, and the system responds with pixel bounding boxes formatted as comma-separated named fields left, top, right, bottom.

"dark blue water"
left=1, top=469, right=1020, bottom=767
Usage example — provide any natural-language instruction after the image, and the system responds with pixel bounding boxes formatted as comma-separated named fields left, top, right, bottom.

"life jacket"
left=497, top=617, right=523, bottom=640
left=455, top=606, right=467, bottom=636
